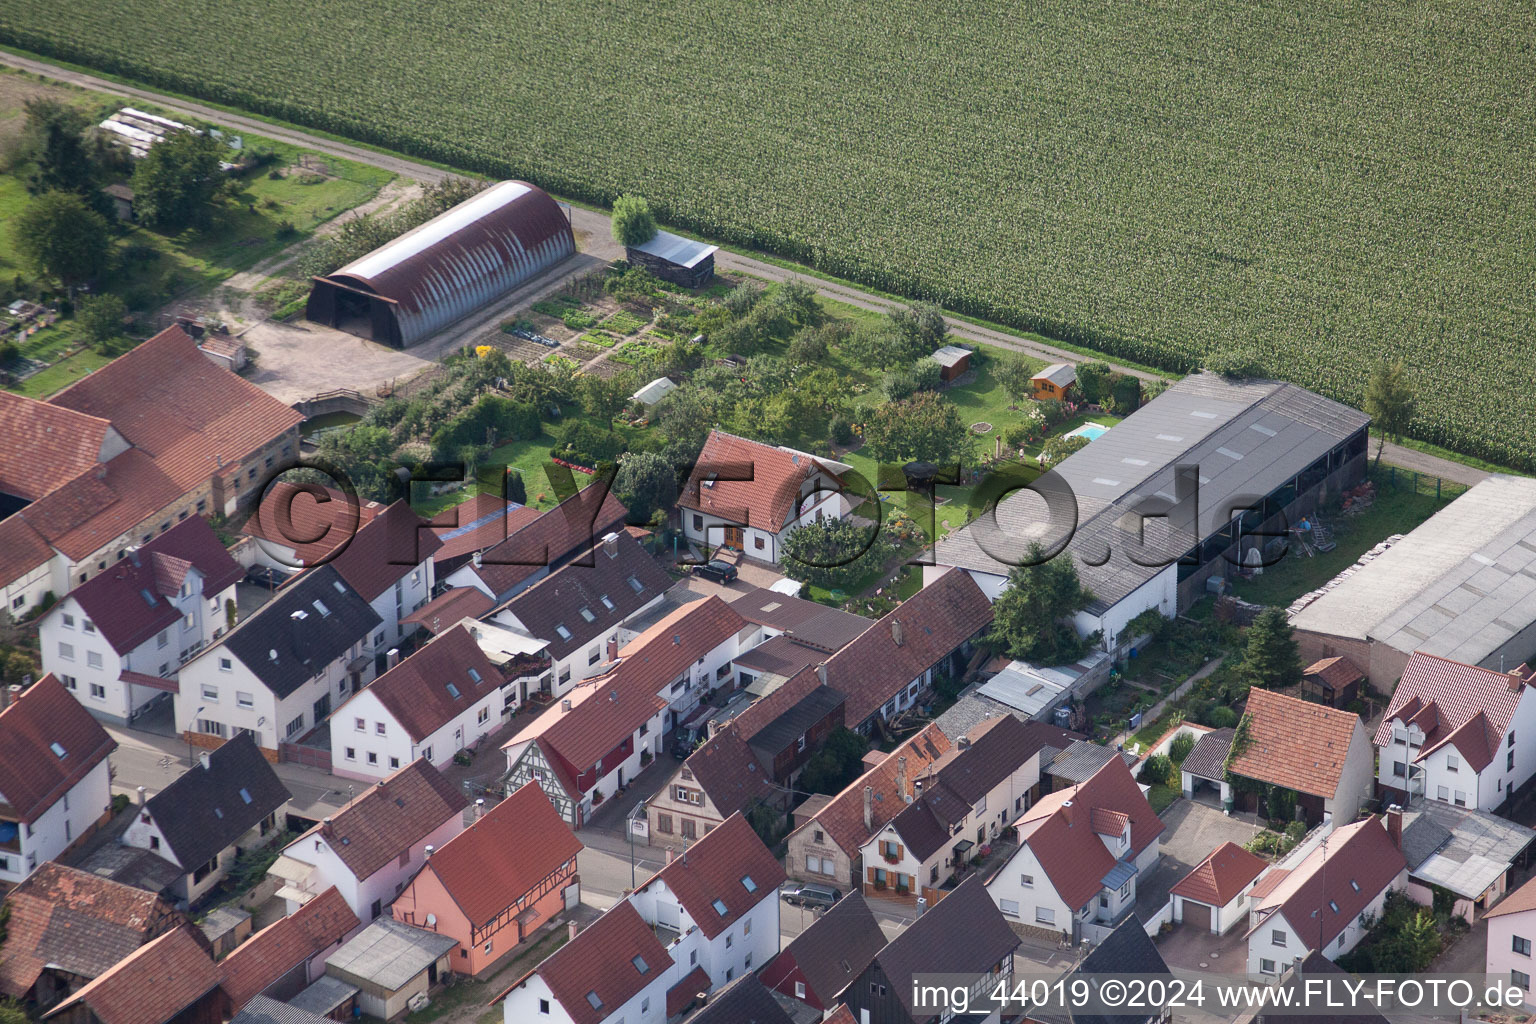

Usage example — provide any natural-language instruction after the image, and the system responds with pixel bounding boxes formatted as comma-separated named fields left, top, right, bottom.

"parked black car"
left=780, top=882, right=841, bottom=909
left=244, top=565, right=294, bottom=588
left=693, top=559, right=738, bottom=584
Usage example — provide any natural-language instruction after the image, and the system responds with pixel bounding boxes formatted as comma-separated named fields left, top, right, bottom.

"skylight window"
left=333, top=580, right=347, bottom=594
left=140, top=588, right=157, bottom=607
left=467, top=668, right=482, bottom=684
left=585, top=993, right=603, bottom=1011
left=1349, top=880, right=1360, bottom=892
left=50, top=742, right=66, bottom=758
left=631, top=956, right=649, bottom=975
left=446, top=682, right=462, bottom=699
left=579, top=607, right=596, bottom=623
left=1328, top=900, right=1339, bottom=913
left=239, top=788, right=253, bottom=804
left=712, top=898, right=728, bottom=916
left=600, top=595, right=615, bottom=611
left=313, top=599, right=330, bottom=616
left=213, top=807, right=224, bottom=819
left=741, top=875, right=757, bottom=893
left=627, top=576, right=644, bottom=594
left=555, top=625, right=572, bottom=641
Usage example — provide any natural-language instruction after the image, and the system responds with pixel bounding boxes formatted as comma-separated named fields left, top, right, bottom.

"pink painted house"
left=1486, top=877, right=1536, bottom=1005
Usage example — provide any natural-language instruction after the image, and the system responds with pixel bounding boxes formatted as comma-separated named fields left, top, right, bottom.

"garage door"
left=1182, top=900, right=1212, bottom=931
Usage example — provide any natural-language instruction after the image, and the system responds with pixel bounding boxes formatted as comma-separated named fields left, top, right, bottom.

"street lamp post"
left=628, top=801, right=646, bottom=889
left=188, top=706, right=205, bottom=765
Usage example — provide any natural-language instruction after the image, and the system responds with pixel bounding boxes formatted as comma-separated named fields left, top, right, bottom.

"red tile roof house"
left=481, top=528, right=671, bottom=701
left=821, top=567, right=994, bottom=736
left=0, top=325, right=302, bottom=618
left=392, top=780, right=582, bottom=976
left=759, top=891, right=886, bottom=1013
left=626, top=812, right=785, bottom=993
left=501, top=597, right=749, bottom=827
left=0, top=674, right=117, bottom=887
left=243, top=488, right=443, bottom=672
left=1169, top=840, right=1270, bottom=935
left=441, top=486, right=629, bottom=603
left=1227, top=688, right=1376, bottom=826
left=0, top=862, right=190, bottom=1010
left=37, top=516, right=242, bottom=724
left=218, top=887, right=360, bottom=1014
left=1373, top=651, right=1536, bottom=813
left=785, top=723, right=953, bottom=893
left=984, top=755, right=1165, bottom=945
left=268, top=759, right=467, bottom=922
left=329, top=623, right=514, bottom=781
left=1244, top=815, right=1408, bottom=976
left=1483, top=874, right=1536, bottom=1000
left=44, top=923, right=226, bottom=1024
left=856, top=715, right=1074, bottom=906
left=677, top=429, right=853, bottom=562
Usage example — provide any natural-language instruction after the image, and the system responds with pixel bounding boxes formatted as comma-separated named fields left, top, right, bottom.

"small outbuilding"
left=629, top=376, right=677, bottom=408
left=1170, top=841, right=1269, bottom=934
left=305, top=181, right=575, bottom=348
left=624, top=229, right=717, bottom=288
left=1030, top=362, right=1076, bottom=399
left=1300, top=655, right=1365, bottom=707
left=323, top=918, right=456, bottom=1022
left=929, top=344, right=972, bottom=381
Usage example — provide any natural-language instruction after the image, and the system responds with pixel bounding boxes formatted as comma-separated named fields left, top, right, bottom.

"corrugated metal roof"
left=935, top=373, right=1368, bottom=613
left=627, top=229, right=717, bottom=269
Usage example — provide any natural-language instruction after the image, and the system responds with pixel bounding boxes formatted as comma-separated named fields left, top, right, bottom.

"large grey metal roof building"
left=305, top=181, right=575, bottom=348
left=1290, top=474, right=1536, bottom=686
left=932, top=372, right=1369, bottom=651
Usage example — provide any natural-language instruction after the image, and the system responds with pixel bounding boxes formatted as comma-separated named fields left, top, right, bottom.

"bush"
left=1207, top=706, right=1238, bottom=728
left=1169, top=732, right=1195, bottom=766
left=910, top=357, right=942, bottom=392
left=829, top=415, right=854, bottom=446
left=1284, top=819, right=1308, bottom=844
left=1077, top=361, right=1113, bottom=403
left=611, top=194, right=657, bottom=246
left=1142, top=754, right=1175, bottom=785
left=549, top=420, right=626, bottom=468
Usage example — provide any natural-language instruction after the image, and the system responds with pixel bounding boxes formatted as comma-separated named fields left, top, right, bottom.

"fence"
left=1142, top=898, right=1174, bottom=937
left=279, top=741, right=332, bottom=771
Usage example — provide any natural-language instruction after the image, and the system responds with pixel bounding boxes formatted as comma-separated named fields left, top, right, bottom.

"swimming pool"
left=1063, top=422, right=1110, bottom=442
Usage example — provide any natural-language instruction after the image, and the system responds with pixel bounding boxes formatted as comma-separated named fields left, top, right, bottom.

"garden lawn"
left=13, top=347, right=112, bottom=396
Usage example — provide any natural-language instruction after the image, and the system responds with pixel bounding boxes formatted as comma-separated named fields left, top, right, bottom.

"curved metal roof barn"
left=305, top=180, right=575, bottom=348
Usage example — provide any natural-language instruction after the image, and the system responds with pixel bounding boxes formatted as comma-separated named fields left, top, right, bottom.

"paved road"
left=0, top=50, right=1496, bottom=487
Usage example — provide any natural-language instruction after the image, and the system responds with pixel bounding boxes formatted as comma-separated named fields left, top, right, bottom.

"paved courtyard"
left=1138, top=798, right=1265, bottom=924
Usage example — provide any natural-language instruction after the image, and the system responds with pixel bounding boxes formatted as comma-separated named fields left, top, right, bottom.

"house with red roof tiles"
left=1484, top=874, right=1536, bottom=1000
left=1245, top=815, right=1407, bottom=975
left=985, top=754, right=1164, bottom=944
left=627, top=813, right=784, bottom=993
left=677, top=430, right=851, bottom=562
left=1375, top=651, right=1536, bottom=812
left=218, top=887, right=359, bottom=1012
left=329, top=623, right=512, bottom=780
left=501, top=597, right=749, bottom=826
left=271, top=759, right=466, bottom=921
left=391, top=781, right=581, bottom=976
left=785, top=724, right=953, bottom=891
left=245, top=491, right=441, bottom=668
left=1170, top=841, right=1270, bottom=934
left=45, top=924, right=225, bottom=1024
left=0, top=675, right=117, bottom=886
left=37, top=516, right=242, bottom=724
left=1221, top=688, right=1375, bottom=826
left=0, top=326, right=301, bottom=618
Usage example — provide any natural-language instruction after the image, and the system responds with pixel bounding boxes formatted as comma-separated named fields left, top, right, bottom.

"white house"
left=0, top=675, right=116, bottom=886
left=244, top=492, right=440, bottom=674
left=677, top=430, right=851, bottom=562
left=986, top=755, right=1164, bottom=944
left=625, top=813, right=784, bottom=991
left=498, top=901, right=674, bottom=1024
left=1485, top=876, right=1536, bottom=1005
left=482, top=530, right=670, bottom=699
left=1374, top=652, right=1536, bottom=812
left=330, top=623, right=515, bottom=780
left=1245, top=816, right=1408, bottom=976
left=175, top=563, right=381, bottom=758
left=1170, top=841, right=1270, bottom=934
left=268, top=758, right=467, bottom=921
left=37, top=516, right=242, bottom=725
left=122, top=732, right=289, bottom=904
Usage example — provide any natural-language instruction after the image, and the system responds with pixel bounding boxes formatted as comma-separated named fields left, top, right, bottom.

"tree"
left=76, top=293, right=128, bottom=346
left=1039, top=433, right=1090, bottom=465
left=611, top=194, right=657, bottom=246
left=1076, top=361, right=1113, bottom=404
left=13, top=191, right=111, bottom=288
left=19, top=99, right=104, bottom=204
left=797, top=727, right=869, bottom=795
left=1109, top=373, right=1142, bottom=413
left=1362, top=359, right=1416, bottom=466
left=577, top=371, right=634, bottom=429
left=887, top=301, right=947, bottom=361
left=614, top=450, right=677, bottom=523
left=503, top=469, right=528, bottom=505
left=987, top=542, right=1097, bottom=665
left=996, top=354, right=1035, bottom=408
left=131, top=130, right=228, bottom=231
left=1169, top=732, right=1195, bottom=766
left=1142, top=754, right=1175, bottom=785
left=779, top=516, right=891, bottom=592
left=0, top=998, right=26, bottom=1024
left=861, top=391, right=972, bottom=465
left=1240, top=607, right=1303, bottom=690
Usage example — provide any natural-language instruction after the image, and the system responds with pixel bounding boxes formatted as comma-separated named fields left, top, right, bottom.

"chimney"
left=474, top=797, right=485, bottom=821
left=895, top=756, right=908, bottom=802
left=136, top=785, right=147, bottom=808
left=914, top=779, right=924, bottom=799
left=1386, top=804, right=1403, bottom=850
left=1062, top=799, right=1075, bottom=828
left=1510, top=670, right=1526, bottom=693
left=890, top=618, right=903, bottom=647
left=567, top=920, right=579, bottom=942
left=198, top=750, right=212, bottom=770
left=707, top=718, right=720, bottom=739
left=666, top=848, right=675, bottom=864
left=863, top=785, right=873, bottom=832
left=816, top=663, right=827, bottom=686
left=602, top=532, right=620, bottom=558
left=424, top=844, right=434, bottom=858
left=472, top=551, right=483, bottom=568
left=607, top=635, right=619, bottom=663
left=322, top=817, right=333, bottom=835
left=957, top=734, right=971, bottom=752
left=387, top=648, right=400, bottom=669
left=562, top=698, right=572, bottom=712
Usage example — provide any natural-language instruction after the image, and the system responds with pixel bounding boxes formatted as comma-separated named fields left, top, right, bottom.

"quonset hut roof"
left=323, top=180, right=574, bottom=346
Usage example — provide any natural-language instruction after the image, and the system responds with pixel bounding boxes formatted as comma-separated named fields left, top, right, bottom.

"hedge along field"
left=3, top=0, right=1533, bottom=466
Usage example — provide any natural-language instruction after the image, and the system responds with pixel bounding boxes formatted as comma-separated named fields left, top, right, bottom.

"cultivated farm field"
left=2, top=0, right=1533, bottom=466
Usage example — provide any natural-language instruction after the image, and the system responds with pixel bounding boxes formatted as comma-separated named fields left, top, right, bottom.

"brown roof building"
left=219, top=887, right=360, bottom=1012
left=0, top=327, right=301, bottom=616
left=1228, top=688, right=1374, bottom=825
left=446, top=486, right=628, bottom=601
left=760, top=892, right=886, bottom=1012
left=500, top=901, right=673, bottom=1024
left=45, top=924, right=225, bottom=1024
